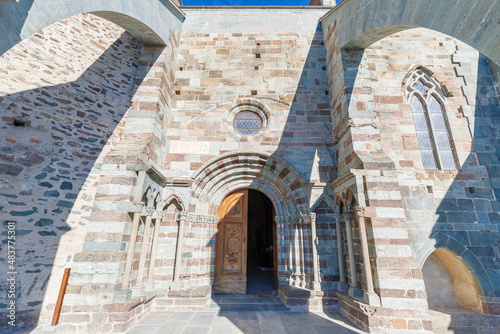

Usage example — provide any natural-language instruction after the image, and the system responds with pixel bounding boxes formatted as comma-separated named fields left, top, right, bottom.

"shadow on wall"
left=248, top=23, right=339, bottom=292
left=0, top=14, right=142, bottom=330
left=0, top=0, right=35, bottom=55
left=346, top=28, right=499, bottom=318
left=429, top=52, right=500, bottom=315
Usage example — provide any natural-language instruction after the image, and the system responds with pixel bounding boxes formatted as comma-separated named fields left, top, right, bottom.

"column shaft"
left=147, top=218, right=161, bottom=281
left=122, top=212, right=141, bottom=289
left=137, top=215, right=152, bottom=285
left=173, top=218, right=185, bottom=282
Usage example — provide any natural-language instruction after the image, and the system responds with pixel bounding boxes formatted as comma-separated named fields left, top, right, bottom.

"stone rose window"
left=233, top=111, right=263, bottom=136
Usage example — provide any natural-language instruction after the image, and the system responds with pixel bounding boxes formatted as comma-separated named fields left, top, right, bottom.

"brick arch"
left=0, top=0, right=185, bottom=56
left=321, top=0, right=500, bottom=66
left=190, top=151, right=309, bottom=217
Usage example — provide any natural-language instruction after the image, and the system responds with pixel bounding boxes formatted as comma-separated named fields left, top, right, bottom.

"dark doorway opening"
left=246, top=189, right=275, bottom=294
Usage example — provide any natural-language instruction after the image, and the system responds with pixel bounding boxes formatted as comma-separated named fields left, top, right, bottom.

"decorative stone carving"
left=141, top=206, right=155, bottom=216
left=152, top=210, right=163, bottom=219
left=176, top=212, right=219, bottom=224
left=354, top=206, right=366, bottom=218
left=177, top=212, right=189, bottom=221
left=359, top=304, right=377, bottom=317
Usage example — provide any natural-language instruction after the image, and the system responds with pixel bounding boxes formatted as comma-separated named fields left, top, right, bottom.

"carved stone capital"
left=354, top=206, right=367, bottom=218
left=141, top=206, right=155, bottom=216
left=177, top=212, right=189, bottom=221
left=343, top=212, right=355, bottom=221
left=152, top=210, right=163, bottom=219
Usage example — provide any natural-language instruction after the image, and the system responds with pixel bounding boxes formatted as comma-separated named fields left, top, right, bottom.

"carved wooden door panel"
left=214, top=190, right=248, bottom=294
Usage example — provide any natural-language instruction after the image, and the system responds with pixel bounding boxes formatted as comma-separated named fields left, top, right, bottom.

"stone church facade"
left=1, top=0, right=499, bottom=333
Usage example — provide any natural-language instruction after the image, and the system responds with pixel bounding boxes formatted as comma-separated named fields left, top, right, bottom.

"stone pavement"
left=125, top=310, right=366, bottom=334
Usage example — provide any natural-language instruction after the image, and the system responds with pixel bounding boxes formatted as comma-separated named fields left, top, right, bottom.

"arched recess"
left=190, top=151, right=309, bottom=217
left=417, top=234, right=492, bottom=314
left=320, top=0, right=500, bottom=67
left=162, top=191, right=186, bottom=212
left=311, top=195, right=336, bottom=214
left=0, top=0, right=185, bottom=56
left=423, top=247, right=485, bottom=313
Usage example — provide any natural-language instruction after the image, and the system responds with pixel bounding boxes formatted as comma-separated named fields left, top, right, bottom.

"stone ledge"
left=337, top=291, right=433, bottom=332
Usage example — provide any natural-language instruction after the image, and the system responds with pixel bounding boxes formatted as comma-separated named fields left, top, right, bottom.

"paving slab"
left=125, top=310, right=366, bottom=334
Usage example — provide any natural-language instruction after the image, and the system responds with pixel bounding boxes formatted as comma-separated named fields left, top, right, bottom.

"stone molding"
left=276, top=213, right=313, bottom=224
left=177, top=212, right=219, bottom=224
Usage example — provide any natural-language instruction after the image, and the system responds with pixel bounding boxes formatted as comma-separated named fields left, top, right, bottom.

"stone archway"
left=0, top=0, right=185, bottom=56
left=320, top=0, right=500, bottom=66
left=190, top=151, right=318, bottom=292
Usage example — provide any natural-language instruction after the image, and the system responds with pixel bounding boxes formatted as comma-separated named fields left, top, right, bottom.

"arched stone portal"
left=190, top=152, right=313, bottom=292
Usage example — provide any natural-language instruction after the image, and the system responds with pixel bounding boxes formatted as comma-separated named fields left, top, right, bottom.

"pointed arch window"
left=406, top=69, right=456, bottom=170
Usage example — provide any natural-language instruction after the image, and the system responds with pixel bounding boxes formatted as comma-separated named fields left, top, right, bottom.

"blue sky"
left=182, top=0, right=316, bottom=5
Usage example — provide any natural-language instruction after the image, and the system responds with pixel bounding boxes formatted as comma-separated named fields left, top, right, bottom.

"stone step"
left=209, top=302, right=291, bottom=312
left=209, top=293, right=290, bottom=312
left=430, top=306, right=500, bottom=333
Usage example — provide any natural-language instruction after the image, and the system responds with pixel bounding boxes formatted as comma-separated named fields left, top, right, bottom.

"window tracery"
left=406, top=69, right=456, bottom=170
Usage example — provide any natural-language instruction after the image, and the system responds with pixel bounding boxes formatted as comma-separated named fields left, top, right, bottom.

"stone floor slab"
left=126, top=310, right=367, bottom=334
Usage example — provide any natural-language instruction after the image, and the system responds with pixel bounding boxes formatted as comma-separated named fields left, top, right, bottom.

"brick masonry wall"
left=0, top=14, right=141, bottom=329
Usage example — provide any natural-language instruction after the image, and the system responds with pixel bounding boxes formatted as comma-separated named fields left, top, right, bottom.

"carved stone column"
left=309, top=213, right=321, bottom=291
left=299, top=214, right=306, bottom=288
left=293, top=218, right=302, bottom=288
left=171, top=211, right=187, bottom=290
left=355, top=206, right=381, bottom=306
left=131, top=207, right=153, bottom=295
left=145, top=210, right=163, bottom=291
left=115, top=203, right=143, bottom=302
left=335, top=213, right=348, bottom=291
left=345, top=210, right=362, bottom=298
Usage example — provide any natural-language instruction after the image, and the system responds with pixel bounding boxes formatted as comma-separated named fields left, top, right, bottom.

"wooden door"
left=214, top=190, right=248, bottom=294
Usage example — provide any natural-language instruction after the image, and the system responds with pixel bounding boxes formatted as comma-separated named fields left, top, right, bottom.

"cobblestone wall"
left=0, top=14, right=142, bottom=329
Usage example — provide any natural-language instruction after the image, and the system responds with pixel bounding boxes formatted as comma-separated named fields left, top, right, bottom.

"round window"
left=233, top=111, right=263, bottom=136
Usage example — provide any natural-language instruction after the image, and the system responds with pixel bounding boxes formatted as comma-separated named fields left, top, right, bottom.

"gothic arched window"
left=406, top=69, right=456, bottom=170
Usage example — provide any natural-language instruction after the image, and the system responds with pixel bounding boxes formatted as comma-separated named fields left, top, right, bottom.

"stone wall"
left=324, top=21, right=500, bottom=331
left=348, top=28, right=500, bottom=314
left=0, top=13, right=142, bottom=329
left=168, top=7, right=335, bottom=183
left=165, top=7, right=339, bottom=293
left=59, top=31, right=181, bottom=332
